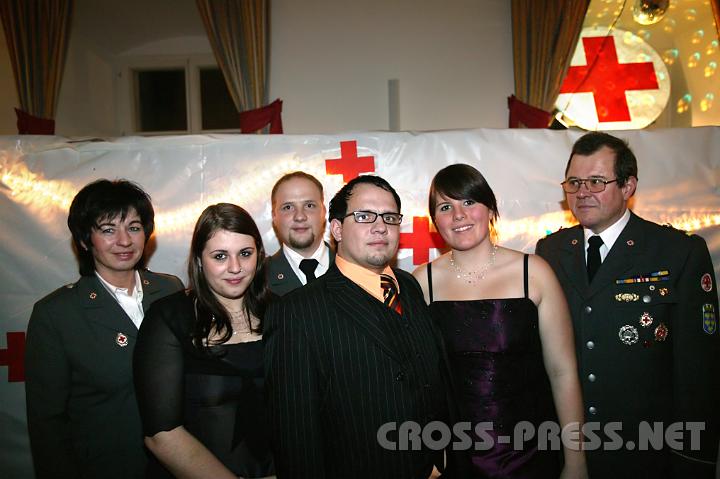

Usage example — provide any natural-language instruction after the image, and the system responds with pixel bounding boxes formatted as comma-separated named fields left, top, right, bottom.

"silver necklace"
left=449, top=244, right=498, bottom=284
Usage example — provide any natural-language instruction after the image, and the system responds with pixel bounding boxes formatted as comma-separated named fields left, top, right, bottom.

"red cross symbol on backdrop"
left=0, top=332, right=26, bottom=382
left=325, top=140, right=375, bottom=183
left=559, top=36, right=659, bottom=122
left=399, top=216, right=446, bottom=265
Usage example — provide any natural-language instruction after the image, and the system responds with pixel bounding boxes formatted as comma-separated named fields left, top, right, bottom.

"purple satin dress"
left=428, top=255, right=561, bottom=478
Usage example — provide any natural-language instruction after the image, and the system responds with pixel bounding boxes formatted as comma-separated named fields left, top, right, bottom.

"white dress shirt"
left=282, top=242, right=330, bottom=285
left=583, top=208, right=631, bottom=263
left=95, top=270, right=145, bottom=329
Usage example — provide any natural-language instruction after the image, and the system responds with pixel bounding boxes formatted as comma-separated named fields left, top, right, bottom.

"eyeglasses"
left=561, top=177, right=618, bottom=194
left=343, top=211, right=403, bottom=225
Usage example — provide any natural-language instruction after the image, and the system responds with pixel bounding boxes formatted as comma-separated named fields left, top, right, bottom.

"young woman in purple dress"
left=413, top=164, right=587, bottom=479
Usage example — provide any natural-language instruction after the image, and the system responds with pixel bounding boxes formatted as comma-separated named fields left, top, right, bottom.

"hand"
left=427, top=465, right=442, bottom=478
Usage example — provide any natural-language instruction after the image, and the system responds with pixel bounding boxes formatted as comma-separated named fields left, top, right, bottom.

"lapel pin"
left=649, top=285, right=655, bottom=291
left=659, top=288, right=668, bottom=296
left=89, top=292, right=97, bottom=300
left=116, top=332, right=129, bottom=347
left=654, top=323, right=669, bottom=341
left=639, top=312, right=653, bottom=327
left=701, top=273, right=713, bottom=292
left=143, top=279, right=150, bottom=285
left=571, top=239, right=578, bottom=245
left=626, top=239, right=635, bottom=246
left=618, top=325, right=639, bottom=345
left=277, top=273, right=284, bottom=280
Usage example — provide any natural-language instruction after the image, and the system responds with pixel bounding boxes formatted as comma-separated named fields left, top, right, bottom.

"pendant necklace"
left=449, top=244, right=498, bottom=284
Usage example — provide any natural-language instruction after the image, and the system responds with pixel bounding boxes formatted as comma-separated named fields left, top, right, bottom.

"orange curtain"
left=196, top=0, right=268, bottom=112
left=712, top=0, right=720, bottom=38
left=510, top=0, right=589, bottom=127
left=0, top=0, right=73, bottom=121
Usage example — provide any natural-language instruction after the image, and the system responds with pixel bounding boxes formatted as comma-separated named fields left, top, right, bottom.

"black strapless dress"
left=428, top=254, right=561, bottom=478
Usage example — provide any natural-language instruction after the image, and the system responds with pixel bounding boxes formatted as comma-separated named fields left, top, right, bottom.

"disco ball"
left=633, top=0, right=669, bottom=25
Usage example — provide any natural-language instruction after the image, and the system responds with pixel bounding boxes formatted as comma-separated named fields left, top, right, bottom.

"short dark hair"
left=187, top=203, right=271, bottom=349
left=271, top=171, right=324, bottom=208
left=565, top=132, right=638, bottom=186
left=328, top=175, right=401, bottom=222
left=67, top=179, right=154, bottom=276
left=428, top=164, right=499, bottom=226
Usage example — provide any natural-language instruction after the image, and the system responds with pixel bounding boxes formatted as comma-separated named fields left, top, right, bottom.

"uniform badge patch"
left=654, top=323, right=668, bottom=342
left=701, top=273, right=713, bottom=292
left=116, top=332, right=129, bottom=347
left=703, top=304, right=717, bottom=335
left=639, top=312, right=653, bottom=327
left=618, top=325, right=639, bottom=345
left=615, top=293, right=640, bottom=302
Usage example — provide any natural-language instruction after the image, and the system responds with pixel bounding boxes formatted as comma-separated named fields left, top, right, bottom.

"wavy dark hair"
left=187, top=203, right=271, bottom=349
left=429, top=163, right=499, bottom=228
left=67, top=179, right=155, bottom=276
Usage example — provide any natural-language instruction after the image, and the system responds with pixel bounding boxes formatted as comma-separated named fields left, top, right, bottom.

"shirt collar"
left=583, top=208, right=631, bottom=252
left=335, top=255, right=398, bottom=303
left=95, top=270, right=143, bottom=297
left=282, top=241, right=329, bottom=269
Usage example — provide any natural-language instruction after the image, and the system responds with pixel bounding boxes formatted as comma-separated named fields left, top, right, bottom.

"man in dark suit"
left=267, top=171, right=334, bottom=295
left=25, top=180, right=183, bottom=479
left=265, top=175, right=448, bottom=478
left=536, top=132, right=720, bottom=478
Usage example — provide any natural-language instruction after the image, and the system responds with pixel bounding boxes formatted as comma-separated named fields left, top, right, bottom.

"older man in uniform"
left=536, top=132, right=719, bottom=478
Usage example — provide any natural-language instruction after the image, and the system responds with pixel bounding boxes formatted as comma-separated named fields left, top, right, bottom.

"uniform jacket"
left=536, top=212, right=720, bottom=478
left=25, top=270, right=183, bottom=479
left=264, top=264, right=449, bottom=478
left=266, top=243, right=335, bottom=296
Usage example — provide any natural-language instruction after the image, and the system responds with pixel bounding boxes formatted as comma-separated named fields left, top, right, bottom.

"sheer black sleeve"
left=133, top=293, right=188, bottom=436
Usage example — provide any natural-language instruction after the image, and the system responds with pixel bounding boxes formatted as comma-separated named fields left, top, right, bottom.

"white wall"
left=51, top=0, right=513, bottom=137
left=269, top=0, right=514, bottom=133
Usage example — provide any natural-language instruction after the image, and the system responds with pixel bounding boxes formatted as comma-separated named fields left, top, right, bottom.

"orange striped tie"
left=380, top=274, right=402, bottom=315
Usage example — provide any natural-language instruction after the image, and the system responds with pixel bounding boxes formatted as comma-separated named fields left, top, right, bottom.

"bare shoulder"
left=412, top=262, right=430, bottom=291
left=527, top=253, right=555, bottom=277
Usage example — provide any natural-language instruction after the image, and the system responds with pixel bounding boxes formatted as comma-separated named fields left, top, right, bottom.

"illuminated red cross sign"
left=399, top=216, right=446, bottom=265
left=560, top=36, right=659, bottom=122
left=325, top=140, right=375, bottom=183
left=0, top=332, right=26, bottom=382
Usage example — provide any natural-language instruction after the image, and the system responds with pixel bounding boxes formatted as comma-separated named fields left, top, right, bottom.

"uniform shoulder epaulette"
left=662, top=222, right=692, bottom=236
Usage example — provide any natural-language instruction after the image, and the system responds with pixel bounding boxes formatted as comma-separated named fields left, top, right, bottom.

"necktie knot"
left=299, top=258, right=319, bottom=283
left=587, top=235, right=604, bottom=282
left=380, top=274, right=402, bottom=314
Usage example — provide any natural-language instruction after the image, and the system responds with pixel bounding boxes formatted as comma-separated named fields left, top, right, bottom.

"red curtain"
left=240, top=98, right=283, bottom=134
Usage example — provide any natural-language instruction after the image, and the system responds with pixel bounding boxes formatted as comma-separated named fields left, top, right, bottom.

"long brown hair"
left=187, top=203, right=271, bottom=349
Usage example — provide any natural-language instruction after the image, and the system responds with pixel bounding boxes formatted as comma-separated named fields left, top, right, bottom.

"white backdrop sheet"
left=1, top=127, right=719, bottom=477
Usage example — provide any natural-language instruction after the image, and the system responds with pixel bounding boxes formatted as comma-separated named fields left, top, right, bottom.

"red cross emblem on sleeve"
left=399, top=216, right=446, bottom=265
left=325, top=140, right=375, bottom=183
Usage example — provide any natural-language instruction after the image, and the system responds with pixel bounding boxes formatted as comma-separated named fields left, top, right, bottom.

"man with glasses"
left=265, top=175, right=449, bottom=478
left=536, top=132, right=719, bottom=478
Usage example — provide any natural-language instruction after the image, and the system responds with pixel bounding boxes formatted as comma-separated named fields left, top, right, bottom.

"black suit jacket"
left=536, top=212, right=720, bottom=479
left=264, top=264, right=448, bottom=478
left=25, top=270, right=183, bottom=479
left=266, top=243, right=335, bottom=296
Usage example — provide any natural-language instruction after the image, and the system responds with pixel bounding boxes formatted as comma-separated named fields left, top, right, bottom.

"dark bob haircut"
left=565, top=132, right=638, bottom=187
left=428, top=163, right=499, bottom=226
left=67, top=179, right=154, bottom=276
left=328, top=175, right=401, bottom=223
left=187, top=203, right=272, bottom=348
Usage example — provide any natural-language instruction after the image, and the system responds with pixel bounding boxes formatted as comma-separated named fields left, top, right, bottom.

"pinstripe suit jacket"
left=264, top=264, right=448, bottom=479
